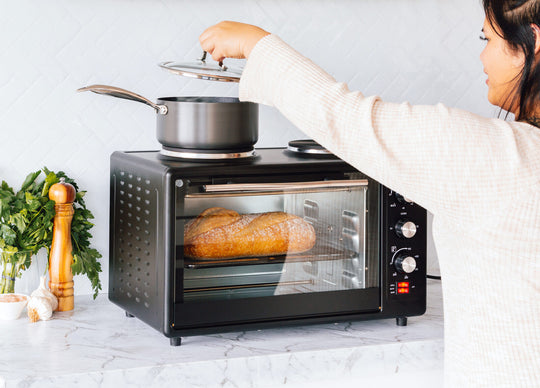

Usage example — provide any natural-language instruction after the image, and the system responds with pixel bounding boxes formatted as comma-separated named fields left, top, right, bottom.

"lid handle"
left=199, top=51, right=228, bottom=72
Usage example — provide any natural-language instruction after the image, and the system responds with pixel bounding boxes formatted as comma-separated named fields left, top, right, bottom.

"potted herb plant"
left=0, top=168, right=102, bottom=297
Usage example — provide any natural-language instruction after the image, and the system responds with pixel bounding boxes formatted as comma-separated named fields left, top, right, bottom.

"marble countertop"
left=0, top=280, right=444, bottom=388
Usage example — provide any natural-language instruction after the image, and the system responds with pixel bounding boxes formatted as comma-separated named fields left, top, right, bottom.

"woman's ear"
left=532, top=24, right=540, bottom=54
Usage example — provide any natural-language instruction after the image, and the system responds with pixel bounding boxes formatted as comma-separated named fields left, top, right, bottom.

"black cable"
left=426, top=274, right=441, bottom=280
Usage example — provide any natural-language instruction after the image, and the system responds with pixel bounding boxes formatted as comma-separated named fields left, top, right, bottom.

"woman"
left=200, top=0, right=539, bottom=386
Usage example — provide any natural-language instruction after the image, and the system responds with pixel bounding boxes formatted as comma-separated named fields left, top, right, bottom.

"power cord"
left=426, top=274, right=441, bottom=280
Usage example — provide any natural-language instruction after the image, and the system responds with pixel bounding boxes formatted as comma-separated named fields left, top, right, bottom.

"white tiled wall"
left=2, top=0, right=493, bottom=295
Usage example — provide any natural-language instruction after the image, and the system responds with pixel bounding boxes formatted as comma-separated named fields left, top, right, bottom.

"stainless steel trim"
left=184, top=280, right=313, bottom=293
left=159, top=61, right=240, bottom=83
left=184, top=270, right=285, bottom=280
left=160, top=148, right=255, bottom=159
left=202, top=180, right=369, bottom=193
left=186, top=180, right=369, bottom=198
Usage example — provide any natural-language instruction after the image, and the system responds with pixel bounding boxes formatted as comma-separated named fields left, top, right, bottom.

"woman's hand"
left=199, top=21, right=270, bottom=62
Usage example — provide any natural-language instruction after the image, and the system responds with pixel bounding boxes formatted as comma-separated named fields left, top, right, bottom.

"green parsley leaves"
left=0, top=168, right=102, bottom=298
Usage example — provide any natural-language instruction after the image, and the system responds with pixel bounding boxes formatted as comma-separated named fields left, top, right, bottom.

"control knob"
left=394, top=254, right=417, bottom=274
left=395, top=193, right=414, bottom=204
left=395, top=220, right=417, bottom=238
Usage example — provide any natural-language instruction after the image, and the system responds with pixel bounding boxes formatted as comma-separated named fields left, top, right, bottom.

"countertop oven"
left=109, top=148, right=426, bottom=346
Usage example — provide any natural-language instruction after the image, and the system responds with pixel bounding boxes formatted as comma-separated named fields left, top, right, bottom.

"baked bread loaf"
left=184, top=207, right=316, bottom=259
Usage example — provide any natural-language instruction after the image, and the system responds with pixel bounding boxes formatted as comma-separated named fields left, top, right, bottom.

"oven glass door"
left=174, top=179, right=380, bottom=328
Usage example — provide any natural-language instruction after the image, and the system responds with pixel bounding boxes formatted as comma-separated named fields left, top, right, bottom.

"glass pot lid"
left=159, top=52, right=242, bottom=83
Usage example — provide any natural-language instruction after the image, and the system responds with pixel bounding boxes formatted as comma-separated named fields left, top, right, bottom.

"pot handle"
left=77, top=84, right=168, bottom=115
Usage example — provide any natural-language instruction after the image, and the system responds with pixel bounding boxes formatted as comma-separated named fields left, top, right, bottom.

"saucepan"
left=77, top=84, right=258, bottom=152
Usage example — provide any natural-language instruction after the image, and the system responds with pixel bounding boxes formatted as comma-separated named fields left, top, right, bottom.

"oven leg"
left=170, top=337, right=182, bottom=347
left=396, top=316, right=408, bottom=326
left=125, top=311, right=135, bottom=318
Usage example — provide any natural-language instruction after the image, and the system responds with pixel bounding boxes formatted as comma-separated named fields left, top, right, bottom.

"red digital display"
left=397, top=288, right=409, bottom=294
left=397, top=282, right=409, bottom=288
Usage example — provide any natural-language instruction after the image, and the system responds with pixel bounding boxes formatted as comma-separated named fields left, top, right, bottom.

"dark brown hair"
left=483, top=0, right=540, bottom=125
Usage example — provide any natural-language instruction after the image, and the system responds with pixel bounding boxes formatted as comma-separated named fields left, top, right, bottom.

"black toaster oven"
left=109, top=148, right=427, bottom=346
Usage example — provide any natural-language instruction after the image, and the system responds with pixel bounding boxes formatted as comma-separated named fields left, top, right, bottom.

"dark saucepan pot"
left=77, top=85, right=258, bottom=151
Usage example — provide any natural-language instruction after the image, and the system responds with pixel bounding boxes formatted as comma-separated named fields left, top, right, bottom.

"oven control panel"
left=382, top=188, right=426, bottom=300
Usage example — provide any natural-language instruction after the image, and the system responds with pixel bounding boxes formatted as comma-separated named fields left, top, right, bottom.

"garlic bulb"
left=27, top=276, right=58, bottom=322
left=31, top=276, right=58, bottom=311
left=27, top=296, right=53, bottom=322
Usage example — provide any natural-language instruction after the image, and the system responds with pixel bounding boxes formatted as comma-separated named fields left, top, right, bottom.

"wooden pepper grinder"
left=48, top=178, right=76, bottom=311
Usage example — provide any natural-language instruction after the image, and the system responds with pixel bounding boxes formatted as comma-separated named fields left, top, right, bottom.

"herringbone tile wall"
left=1, top=0, right=491, bottom=294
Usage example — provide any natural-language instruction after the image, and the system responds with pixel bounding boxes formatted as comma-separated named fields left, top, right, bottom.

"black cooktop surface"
left=116, top=147, right=349, bottom=172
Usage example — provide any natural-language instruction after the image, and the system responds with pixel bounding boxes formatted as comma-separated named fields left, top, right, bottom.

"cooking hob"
left=158, top=139, right=329, bottom=160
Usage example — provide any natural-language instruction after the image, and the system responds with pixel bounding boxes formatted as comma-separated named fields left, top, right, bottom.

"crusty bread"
left=184, top=207, right=316, bottom=259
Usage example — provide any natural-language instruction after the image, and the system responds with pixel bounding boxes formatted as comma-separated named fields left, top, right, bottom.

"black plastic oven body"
left=109, top=148, right=427, bottom=346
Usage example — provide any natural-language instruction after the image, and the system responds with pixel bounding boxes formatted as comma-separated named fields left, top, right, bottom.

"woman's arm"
left=200, top=23, right=540, bottom=226
left=240, top=35, right=540, bottom=227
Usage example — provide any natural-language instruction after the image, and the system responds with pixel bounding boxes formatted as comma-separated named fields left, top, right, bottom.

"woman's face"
left=479, top=17, right=525, bottom=113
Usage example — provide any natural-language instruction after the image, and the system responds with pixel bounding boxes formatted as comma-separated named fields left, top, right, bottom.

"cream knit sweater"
left=239, top=35, right=540, bottom=387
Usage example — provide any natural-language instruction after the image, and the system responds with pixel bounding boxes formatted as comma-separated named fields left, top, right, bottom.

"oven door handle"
left=200, top=179, right=369, bottom=195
